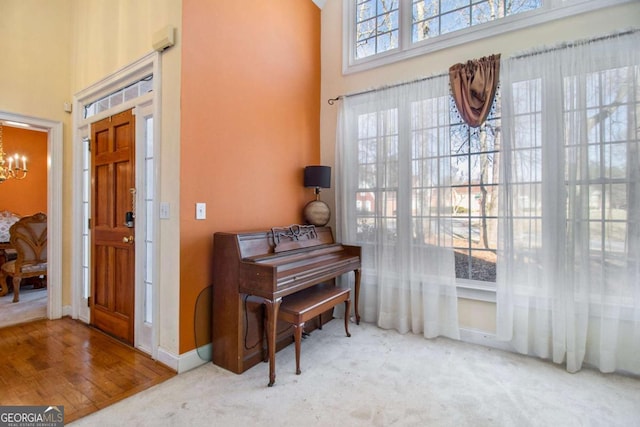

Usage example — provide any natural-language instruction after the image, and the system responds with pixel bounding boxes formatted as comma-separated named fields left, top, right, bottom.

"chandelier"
left=0, top=123, right=28, bottom=183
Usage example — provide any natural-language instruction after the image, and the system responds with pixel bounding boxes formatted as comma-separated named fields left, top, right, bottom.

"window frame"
left=343, top=0, right=634, bottom=75
left=349, top=89, right=501, bottom=300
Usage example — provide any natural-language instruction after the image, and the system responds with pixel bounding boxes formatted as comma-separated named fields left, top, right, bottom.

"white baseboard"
left=156, top=346, right=179, bottom=371
left=459, top=327, right=513, bottom=352
left=62, top=304, right=73, bottom=318
left=157, top=343, right=212, bottom=373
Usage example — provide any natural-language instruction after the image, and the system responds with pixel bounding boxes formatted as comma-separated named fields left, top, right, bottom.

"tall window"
left=500, top=61, right=640, bottom=300
left=338, top=75, right=460, bottom=338
left=496, top=31, right=640, bottom=375
left=447, top=99, right=500, bottom=282
left=353, top=90, right=500, bottom=284
left=565, top=67, right=638, bottom=300
left=340, top=30, right=640, bottom=374
left=355, top=107, right=399, bottom=245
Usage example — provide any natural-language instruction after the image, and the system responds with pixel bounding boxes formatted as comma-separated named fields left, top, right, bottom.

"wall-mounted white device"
left=152, top=25, right=175, bottom=52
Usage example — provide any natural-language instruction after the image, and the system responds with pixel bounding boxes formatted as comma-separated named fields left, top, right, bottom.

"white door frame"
left=0, top=111, right=63, bottom=321
left=71, top=52, right=161, bottom=358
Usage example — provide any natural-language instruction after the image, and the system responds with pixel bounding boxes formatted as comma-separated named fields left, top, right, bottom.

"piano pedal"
left=302, top=330, right=310, bottom=339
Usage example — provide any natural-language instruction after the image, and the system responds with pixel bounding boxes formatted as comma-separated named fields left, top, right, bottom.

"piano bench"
left=279, top=283, right=351, bottom=375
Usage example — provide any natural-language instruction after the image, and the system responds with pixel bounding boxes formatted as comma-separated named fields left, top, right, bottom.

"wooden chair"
left=0, top=212, right=47, bottom=302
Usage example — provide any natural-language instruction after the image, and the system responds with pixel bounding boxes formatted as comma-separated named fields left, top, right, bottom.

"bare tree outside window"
left=356, top=0, right=400, bottom=59
left=411, top=0, right=542, bottom=43
left=355, top=1, right=542, bottom=60
left=449, top=96, right=501, bottom=282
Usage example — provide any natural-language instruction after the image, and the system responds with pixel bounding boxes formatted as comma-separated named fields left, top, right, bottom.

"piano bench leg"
left=344, top=298, right=352, bottom=338
left=293, top=322, right=304, bottom=375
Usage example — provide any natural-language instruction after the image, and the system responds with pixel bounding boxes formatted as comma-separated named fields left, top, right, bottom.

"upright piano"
left=212, top=225, right=361, bottom=386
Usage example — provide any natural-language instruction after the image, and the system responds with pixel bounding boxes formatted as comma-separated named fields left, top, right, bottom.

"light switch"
left=196, top=202, right=206, bottom=220
left=159, top=202, right=170, bottom=219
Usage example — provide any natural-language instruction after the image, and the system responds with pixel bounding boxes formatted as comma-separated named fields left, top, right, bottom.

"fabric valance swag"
left=449, top=54, right=501, bottom=127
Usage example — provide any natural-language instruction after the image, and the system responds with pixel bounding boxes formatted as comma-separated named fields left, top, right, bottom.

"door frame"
left=0, top=111, right=63, bottom=321
left=72, top=52, right=161, bottom=357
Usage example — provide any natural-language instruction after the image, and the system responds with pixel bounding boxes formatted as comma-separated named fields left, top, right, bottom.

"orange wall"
left=0, top=127, right=47, bottom=216
left=180, top=1, right=321, bottom=353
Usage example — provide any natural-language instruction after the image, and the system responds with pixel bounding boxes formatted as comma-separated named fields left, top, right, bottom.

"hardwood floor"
left=0, top=317, right=176, bottom=423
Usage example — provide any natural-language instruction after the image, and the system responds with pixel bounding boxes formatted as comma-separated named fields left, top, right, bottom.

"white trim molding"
left=157, top=344, right=211, bottom=374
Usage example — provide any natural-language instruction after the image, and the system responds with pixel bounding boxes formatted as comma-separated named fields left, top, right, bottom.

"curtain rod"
left=327, top=71, right=447, bottom=105
left=510, top=27, right=639, bottom=60
left=327, top=27, right=639, bottom=105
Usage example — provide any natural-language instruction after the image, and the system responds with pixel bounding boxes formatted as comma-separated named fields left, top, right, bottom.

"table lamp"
left=303, top=165, right=331, bottom=226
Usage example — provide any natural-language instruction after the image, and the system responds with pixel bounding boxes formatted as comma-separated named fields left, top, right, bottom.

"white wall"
left=0, top=0, right=72, bottom=311
left=0, top=0, right=72, bottom=119
left=319, top=0, right=640, bottom=334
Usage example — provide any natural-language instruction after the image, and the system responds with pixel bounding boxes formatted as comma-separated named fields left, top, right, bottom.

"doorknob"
left=123, top=235, right=134, bottom=244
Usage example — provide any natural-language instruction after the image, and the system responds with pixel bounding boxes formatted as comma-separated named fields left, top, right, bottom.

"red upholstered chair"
left=0, top=213, right=47, bottom=302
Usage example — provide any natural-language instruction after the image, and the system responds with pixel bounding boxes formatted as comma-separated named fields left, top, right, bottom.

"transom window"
left=356, top=0, right=400, bottom=59
left=84, top=75, right=153, bottom=119
left=412, top=0, right=541, bottom=42
left=346, top=0, right=632, bottom=74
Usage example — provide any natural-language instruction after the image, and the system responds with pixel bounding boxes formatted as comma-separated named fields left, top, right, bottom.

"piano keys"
left=212, top=225, right=361, bottom=386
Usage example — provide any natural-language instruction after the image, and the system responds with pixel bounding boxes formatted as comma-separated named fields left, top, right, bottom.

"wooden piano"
left=212, top=225, right=361, bottom=386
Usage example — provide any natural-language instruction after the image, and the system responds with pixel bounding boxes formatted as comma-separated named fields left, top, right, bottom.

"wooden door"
left=90, top=109, right=136, bottom=345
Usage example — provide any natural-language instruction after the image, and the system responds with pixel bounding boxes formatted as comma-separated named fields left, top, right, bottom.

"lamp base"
left=303, top=200, right=331, bottom=227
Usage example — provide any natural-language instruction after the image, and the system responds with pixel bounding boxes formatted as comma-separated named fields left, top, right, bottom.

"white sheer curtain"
left=336, top=75, right=459, bottom=339
left=497, top=31, right=640, bottom=374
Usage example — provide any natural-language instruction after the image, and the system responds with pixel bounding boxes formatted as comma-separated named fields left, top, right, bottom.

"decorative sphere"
left=303, top=200, right=331, bottom=226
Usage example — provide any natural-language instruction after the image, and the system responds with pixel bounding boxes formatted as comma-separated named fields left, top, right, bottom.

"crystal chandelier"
left=0, top=123, right=28, bottom=183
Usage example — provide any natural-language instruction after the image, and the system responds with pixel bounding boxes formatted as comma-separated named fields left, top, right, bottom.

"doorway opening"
left=0, top=111, right=63, bottom=324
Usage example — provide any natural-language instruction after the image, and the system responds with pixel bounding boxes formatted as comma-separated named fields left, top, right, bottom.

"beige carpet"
left=0, top=286, right=47, bottom=328
left=70, top=320, right=640, bottom=427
